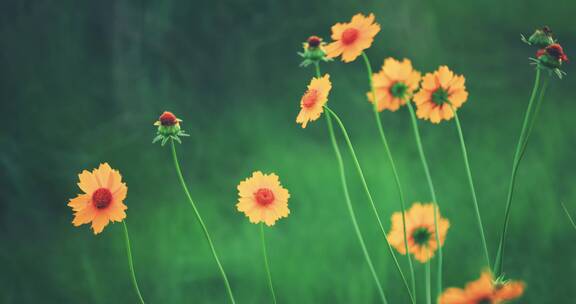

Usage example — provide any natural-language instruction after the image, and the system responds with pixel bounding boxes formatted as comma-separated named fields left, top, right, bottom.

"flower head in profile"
left=387, top=202, right=450, bottom=263
left=368, top=58, right=421, bottom=112
left=296, top=74, right=332, bottom=128
left=535, top=43, right=569, bottom=78
left=67, top=163, right=128, bottom=234
left=236, top=171, right=290, bottom=226
left=298, top=35, right=332, bottom=67
left=153, top=111, right=189, bottom=146
left=325, top=13, right=380, bottom=63
left=413, top=66, right=468, bottom=123
left=439, top=270, right=525, bottom=304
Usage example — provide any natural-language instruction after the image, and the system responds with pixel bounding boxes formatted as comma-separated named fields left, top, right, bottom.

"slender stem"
left=405, top=101, right=443, bottom=295
left=561, top=202, right=576, bottom=231
left=316, top=61, right=388, bottom=303
left=520, top=77, right=549, bottom=158
left=450, top=106, right=491, bottom=267
left=324, top=105, right=414, bottom=303
left=425, top=262, right=431, bottom=304
left=260, top=224, right=277, bottom=304
left=170, top=140, right=237, bottom=304
left=493, top=68, right=541, bottom=276
left=361, top=52, right=416, bottom=300
left=122, top=222, right=145, bottom=304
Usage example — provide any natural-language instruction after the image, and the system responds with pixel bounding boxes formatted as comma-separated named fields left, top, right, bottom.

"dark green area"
left=1, top=0, right=575, bottom=303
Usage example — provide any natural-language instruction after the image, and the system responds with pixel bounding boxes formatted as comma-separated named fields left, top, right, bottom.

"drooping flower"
left=152, top=111, right=189, bottom=145
left=324, top=13, right=381, bottom=63
left=236, top=171, right=290, bottom=226
left=296, top=74, right=332, bottom=128
left=413, top=66, right=468, bottom=123
left=438, top=271, right=525, bottom=304
left=298, top=35, right=332, bottom=67
left=367, top=58, right=422, bottom=112
left=68, top=163, right=128, bottom=234
left=387, top=202, right=450, bottom=263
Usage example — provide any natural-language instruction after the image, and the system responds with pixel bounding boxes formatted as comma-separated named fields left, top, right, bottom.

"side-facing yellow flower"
left=438, top=271, right=525, bottom=304
left=68, top=163, right=128, bottom=234
left=325, top=13, right=380, bottom=63
left=413, top=66, right=469, bottom=123
left=236, top=171, right=290, bottom=226
left=296, top=74, right=332, bottom=128
left=368, top=58, right=422, bottom=112
left=387, top=202, right=449, bottom=263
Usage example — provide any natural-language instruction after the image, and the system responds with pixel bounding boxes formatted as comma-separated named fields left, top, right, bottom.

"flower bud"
left=153, top=111, right=189, bottom=145
left=298, top=35, right=332, bottom=67
left=523, top=26, right=555, bottom=48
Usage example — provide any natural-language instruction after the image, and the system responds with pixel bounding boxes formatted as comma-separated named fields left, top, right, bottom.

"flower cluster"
left=523, top=26, right=569, bottom=78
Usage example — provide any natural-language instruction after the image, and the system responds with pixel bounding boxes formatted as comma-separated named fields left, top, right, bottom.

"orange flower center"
left=302, top=89, right=320, bottom=108
left=92, top=188, right=113, bottom=209
left=341, top=28, right=359, bottom=45
left=255, top=188, right=275, bottom=206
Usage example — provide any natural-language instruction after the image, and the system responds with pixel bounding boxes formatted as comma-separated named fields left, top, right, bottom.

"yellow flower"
left=387, top=202, right=449, bottom=263
left=68, top=163, right=128, bottom=234
left=413, top=65, right=468, bottom=123
left=236, top=171, right=290, bottom=226
left=296, top=74, right=332, bottom=128
left=325, top=13, right=381, bottom=63
left=368, top=58, right=421, bottom=112
left=438, top=270, right=525, bottom=304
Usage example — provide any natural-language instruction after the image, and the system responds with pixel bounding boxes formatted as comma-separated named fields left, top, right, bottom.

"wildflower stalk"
left=405, top=101, right=443, bottom=295
left=494, top=68, right=542, bottom=276
left=260, top=223, right=277, bottom=304
left=425, top=261, right=431, bottom=304
left=170, top=140, right=236, bottom=304
left=122, top=222, right=145, bottom=304
left=449, top=104, right=491, bottom=267
left=361, top=52, right=417, bottom=299
left=561, top=202, right=576, bottom=231
left=315, top=62, right=388, bottom=303
left=324, top=105, right=415, bottom=304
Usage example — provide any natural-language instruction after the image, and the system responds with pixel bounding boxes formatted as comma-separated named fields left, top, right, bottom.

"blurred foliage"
left=1, top=0, right=575, bottom=303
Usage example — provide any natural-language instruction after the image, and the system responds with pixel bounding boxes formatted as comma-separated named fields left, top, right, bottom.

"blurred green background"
left=1, top=0, right=575, bottom=303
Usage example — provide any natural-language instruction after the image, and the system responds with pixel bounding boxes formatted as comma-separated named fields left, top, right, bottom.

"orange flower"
left=368, top=58, right=421, bottom=112
left=296, top=74, right=332, bottom=128
left=439, top=271, right=525, bottom=304
left=413, top=66, right=469, bottom=123
left=325, top=13, right=381, bottom=63
left=68, top=163, right=128, bottom=234
left=387, top=202, right=449, bottom=263
left=236, top=171, right=290, bottom=226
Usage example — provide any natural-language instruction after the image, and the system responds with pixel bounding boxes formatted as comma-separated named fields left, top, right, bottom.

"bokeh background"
left=1, top=0, right=575, bottom=303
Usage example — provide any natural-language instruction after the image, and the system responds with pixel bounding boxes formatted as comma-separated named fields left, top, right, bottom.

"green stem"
left=405, top=101, right=443, bottom=295
left=260, top=224, right=277, bottom=304
left=561, top=202, right=576, bottom=231
left=170, top=140, right=236, bottom=304
left=450, top=106, right=491, bottom=267
left=361, top=52, right=416, bottom=300
left=122, top=222, right=145, bottom=304
left=520, top=77, right=548, bottom=158
left=493, top=68, right=542, bottom=276
left=324, top=105, right=414, bottom=303
left=425, top=262, right=431, bottom=304
left=316, top=62, right=388, bottom=303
